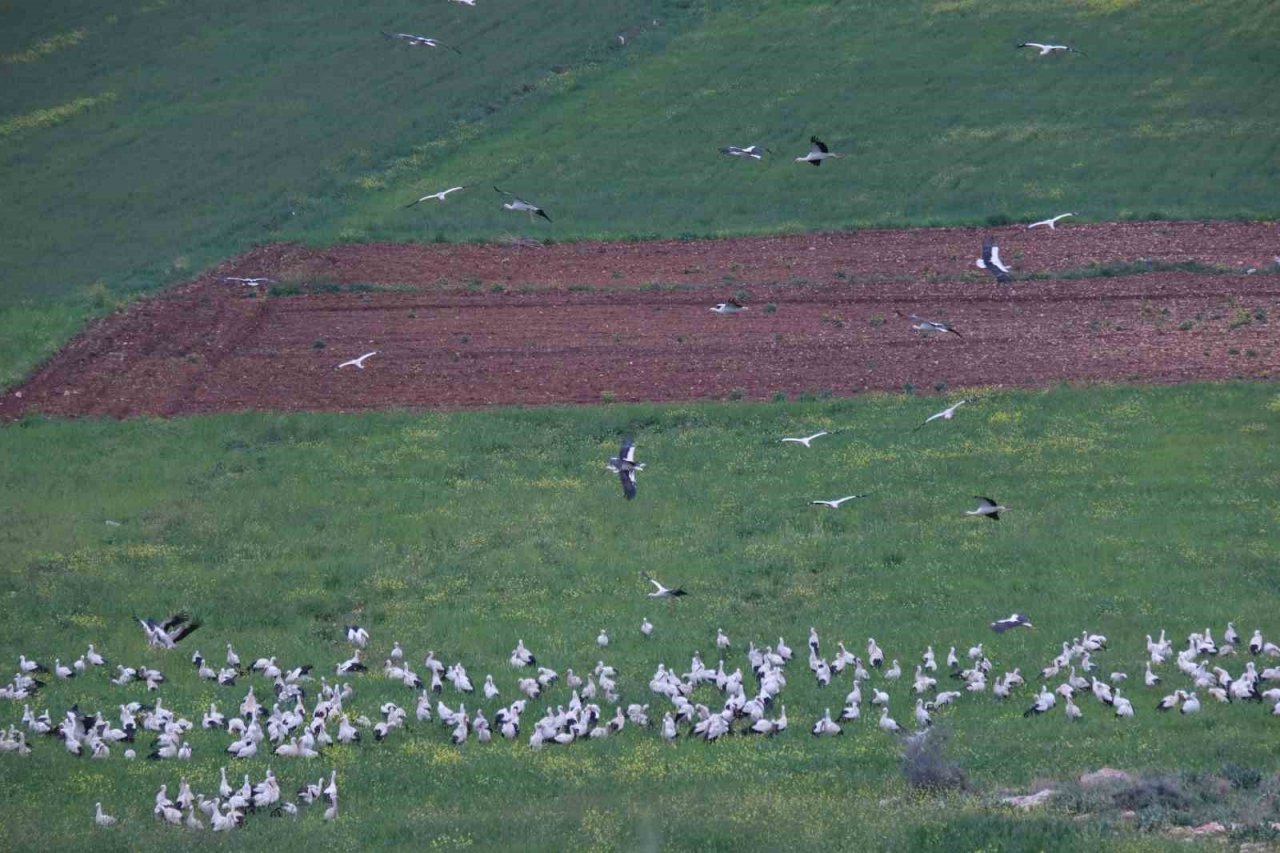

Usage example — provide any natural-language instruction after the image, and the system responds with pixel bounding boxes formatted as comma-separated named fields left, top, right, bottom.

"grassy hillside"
left=0, top=0, right=698, bottom=309
left=3, top=1, right=1277, bottom=388
left=1, top=384, right=1278, bottom=848
left=330, top=0, right=1280, bottom=241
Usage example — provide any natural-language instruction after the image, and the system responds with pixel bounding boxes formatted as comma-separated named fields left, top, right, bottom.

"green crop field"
left=2, top=384, right=1279, bottom=849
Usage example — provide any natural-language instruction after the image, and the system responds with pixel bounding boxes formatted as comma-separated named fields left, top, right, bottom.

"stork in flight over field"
left=896, top=311, right=961, bottom=337
left=710, top=301, right=747, bottom=314
left=719, top=145, right=772, bottom=160
left=1017, top=42, right=1083, bottom=56
left=607, top=437, right=644, bottom=500
left=383, top=32, right=462, bottom=53
left=495, top=187, right=551, bottom=222
left=221, top=277, right=275, bottom=287
left=795, top=136, right=844, bottom=166
left=781, top=431, right=830, bottom=448
left=338, top=351, right=379, bottom=369
left=642, top=573, right=687, bottom=599
left=406, top=186, right=467, bottom=207
left=991, top=613, right=1034, bottom=633
left=914, top=399, right=969, bottom=431
left=810, top=495, right=868, bottom=509
left=1027, top=213, right=1075, bottom=230
left=966, top=496, right=1007, bottom=521
left=976, top=236, right=1012, bottom=284
left=137, top=613, right=201, bottom=649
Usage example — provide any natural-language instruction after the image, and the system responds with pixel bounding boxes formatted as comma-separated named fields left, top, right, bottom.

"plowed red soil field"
left=5, top=221, right=1279, bottom=418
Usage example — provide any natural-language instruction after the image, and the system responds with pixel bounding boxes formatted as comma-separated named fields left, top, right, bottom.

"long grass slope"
left=333, top=0, right=1280, bottom=242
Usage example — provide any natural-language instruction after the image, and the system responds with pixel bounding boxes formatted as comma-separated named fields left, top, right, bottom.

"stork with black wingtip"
left=795, top=136, right=845, bottom=166
left=137, top=613, right=201, bottom=649
left=607, top=437, right=644, bottom=500
left=642, top=573, right=687, bottom=599
left=990, top=613, right=1034, bottom=633
left=495, top=187, right=551, bottom=222
left=965, top=496, right=1006, bottom=521
left=383, top=31, right=462, bottom=53
left=976, top=236, right=1012, bottom=284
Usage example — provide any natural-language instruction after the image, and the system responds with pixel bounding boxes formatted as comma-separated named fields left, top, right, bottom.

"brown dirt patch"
left=5, top=221, right=1279, bottom=418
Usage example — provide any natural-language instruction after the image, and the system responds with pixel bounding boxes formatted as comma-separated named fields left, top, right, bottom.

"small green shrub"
left=901, top=726, right=967, bottom=792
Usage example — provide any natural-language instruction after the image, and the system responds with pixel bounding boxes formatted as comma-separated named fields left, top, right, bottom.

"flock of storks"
left=11, top=0, right=1267, bottom=839
left=5, top=611, right=1280, bottom=831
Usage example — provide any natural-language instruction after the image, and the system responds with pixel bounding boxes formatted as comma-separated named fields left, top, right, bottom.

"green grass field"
left=2, top=384, right=1279, bottom=849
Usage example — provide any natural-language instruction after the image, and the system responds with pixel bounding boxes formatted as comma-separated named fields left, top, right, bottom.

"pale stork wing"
left=974, top=496, right=999, bottom=509
left=619, top=437, right=637, bottom=463
left=718, top=146, right=740, bottom=156
left=161, top=612, right=191, bottom=632
left=989, top=245, right=1009, bottom=273
left=619, top=469, right=637, bottom=500
left=981, top=237, right=1012, bottom=283
left=810, top=136, right=829, bottom=153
